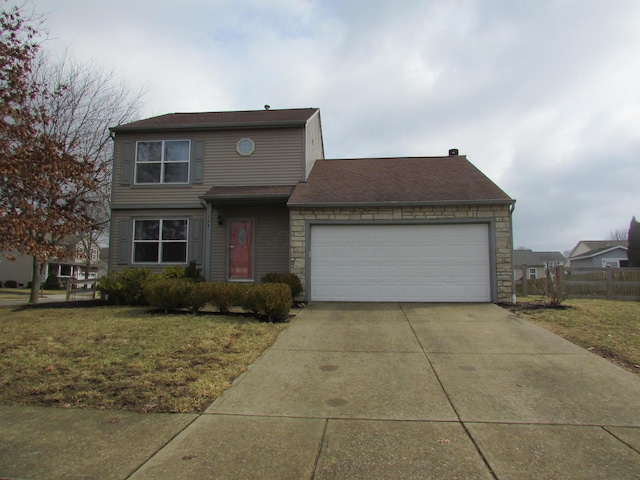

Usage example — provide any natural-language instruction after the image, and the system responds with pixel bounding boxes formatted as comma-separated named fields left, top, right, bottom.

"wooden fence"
left=517, top=266, right=640, bottom=300
left=65, top=279, right=99, bottom=301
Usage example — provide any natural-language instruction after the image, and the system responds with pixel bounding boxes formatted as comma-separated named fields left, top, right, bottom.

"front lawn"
left=0, top=305, right=288, bottom=413
left=516, top=299, right=640, bottom=375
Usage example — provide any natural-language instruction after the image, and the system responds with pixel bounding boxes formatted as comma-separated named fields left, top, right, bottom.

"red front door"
left=229, top=220, right=253, bottom=280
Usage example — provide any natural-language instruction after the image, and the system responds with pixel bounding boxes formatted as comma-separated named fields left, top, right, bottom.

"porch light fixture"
left=217, top=215, right=223, bottom=226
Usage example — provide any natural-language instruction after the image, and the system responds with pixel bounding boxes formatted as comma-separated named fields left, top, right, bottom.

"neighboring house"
left=513, top=249, right=566, bottom=280
left=108, top=107, right=515, bottom=303
left=0, top=237, right=106, bottom=287
left=565, top=240, right=628, bottom=268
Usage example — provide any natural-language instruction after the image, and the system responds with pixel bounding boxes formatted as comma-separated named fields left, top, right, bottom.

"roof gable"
left=514, top=250, right=566, bottom=266
left=110, top=108, right=319, bottom=133
left=288, top=156, right=514, bottom=206
left=514, top=250, right=545, bottom=266
left=568, top=240, right=627, bottom=259
left=570, top=245, right=627, bottom=261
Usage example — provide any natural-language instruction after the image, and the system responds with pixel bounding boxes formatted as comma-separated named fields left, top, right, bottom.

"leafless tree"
left=30, top=52, right=146, bottom=285
left=606, top=228, right=628, bottom=241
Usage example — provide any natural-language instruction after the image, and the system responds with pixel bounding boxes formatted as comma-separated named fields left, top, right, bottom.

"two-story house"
left=109, top=107, right=515, bottom=303
left=109, top=108, right=323, bottom=285
left=0, top=236, right=105, bottom=288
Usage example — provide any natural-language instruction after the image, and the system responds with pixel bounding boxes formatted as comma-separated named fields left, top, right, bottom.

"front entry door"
left=228, top=220, right=254, bottom=280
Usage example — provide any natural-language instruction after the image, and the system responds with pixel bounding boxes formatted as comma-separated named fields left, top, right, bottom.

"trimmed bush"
left=4, top=280, right=17, bottom=288
left=184, top=281, right=214, bottom=314
left=243, top=283, right=291, bottom=322
left=210, top=282, right=248, bottom=313
left=159, top=261, right=204, bottom=282
left=159, top=265, right=186, bottom=280
left=98, top=268, right=152, bottom=306
left=261, top=272, right=303, bottom=300
left=144, top=278, right=190, bottom=313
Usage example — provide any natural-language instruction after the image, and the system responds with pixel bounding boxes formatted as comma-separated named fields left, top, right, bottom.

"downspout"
left=201, top=199, right=212, bottom=281
left=107, top=130, right=117, bottom=273
left=509, top=202, right=516, bottom=304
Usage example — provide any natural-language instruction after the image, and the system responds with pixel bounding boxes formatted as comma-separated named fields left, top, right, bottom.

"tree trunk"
left=29, top=257, right=41, bottom=304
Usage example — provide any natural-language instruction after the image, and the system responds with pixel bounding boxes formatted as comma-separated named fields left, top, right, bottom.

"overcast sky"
left=18, top=0, right=640, bottom=254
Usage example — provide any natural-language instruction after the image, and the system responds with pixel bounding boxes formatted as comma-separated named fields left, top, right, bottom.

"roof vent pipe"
left=264, top=105, right=270, bottom=110
left=448, top=148, right=459, bottom=156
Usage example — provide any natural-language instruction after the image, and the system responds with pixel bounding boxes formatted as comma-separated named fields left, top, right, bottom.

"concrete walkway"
left=1, top=302, right=640, bottom=479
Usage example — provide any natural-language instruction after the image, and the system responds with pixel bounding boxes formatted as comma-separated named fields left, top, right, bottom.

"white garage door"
left=310, top=224, right=491, bottom=302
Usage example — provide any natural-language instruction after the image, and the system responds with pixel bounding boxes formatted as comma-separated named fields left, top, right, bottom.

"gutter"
left=287, top=199, right=517, bottom=208
left=109, top=120, right=308, bottom=134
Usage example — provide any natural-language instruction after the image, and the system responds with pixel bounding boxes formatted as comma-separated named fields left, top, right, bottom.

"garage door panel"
left=310, top=224, right=491, bottom=302
left=357, top=246, right=376, bottom=259
left=399, top=265, right=423, bottom=278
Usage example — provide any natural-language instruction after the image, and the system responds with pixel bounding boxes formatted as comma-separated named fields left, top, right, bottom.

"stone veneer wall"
left=290, top=204, right=514, bottom=303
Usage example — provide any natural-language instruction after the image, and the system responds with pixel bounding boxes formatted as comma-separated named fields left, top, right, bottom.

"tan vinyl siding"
left=208, top=203, right=289, bottom=282
left=207, top=128, right=303, bottom=186
left=304, top=111, right=324, bottom=179
left=111, top=128, right=304, bottom=207
left=109, top=208, right=206, bottom=274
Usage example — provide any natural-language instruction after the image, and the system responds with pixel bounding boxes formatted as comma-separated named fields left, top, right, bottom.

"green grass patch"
left=0, top=305, right=288, bottom=413
left=517, top=299, right=640, bottom=375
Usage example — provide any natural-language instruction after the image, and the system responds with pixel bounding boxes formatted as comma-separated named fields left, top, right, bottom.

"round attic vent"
left=237, top=138, right=255, bottom=156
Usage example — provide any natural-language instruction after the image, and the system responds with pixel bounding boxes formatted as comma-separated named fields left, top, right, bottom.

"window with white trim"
left=133, top=219, right=188, bottom=263
left=602, top=258, right=620, bottom=268
left=528, top=268, right=537, bottom=279
left=135, top=140, right=190, bottom=184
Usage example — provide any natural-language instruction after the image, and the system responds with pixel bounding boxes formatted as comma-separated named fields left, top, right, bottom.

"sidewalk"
left=1, top=302, right=639, bottom=479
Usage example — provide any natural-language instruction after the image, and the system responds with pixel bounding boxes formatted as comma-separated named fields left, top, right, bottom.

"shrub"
left=210, top=282, right=247, bottom=313
left=144, top=278, right=190, bottom=313
left=184, top=281, right=214, bottom=314
left=43, top=273, right=62, bottom=290
left=0, top=280, right=3, bottom=288
left=243, top=283, right=291, bottom=322
left=261, top=272, right=303, bottom=300
left=184, top=261, right=205, bottom=282
left=159, top=265, right=186, bottom=280
left=4, top=280, right=17, bottom=288
left=533, top=267, right=569, bottom=307
left=98, top=268, right=152, bottom=306
left=159, top=261, right=204, bottom=282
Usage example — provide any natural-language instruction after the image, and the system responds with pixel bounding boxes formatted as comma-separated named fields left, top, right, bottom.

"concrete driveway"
left=132, top=302, right=640, bottom=479
left=2, top=302, right=640, bottom=479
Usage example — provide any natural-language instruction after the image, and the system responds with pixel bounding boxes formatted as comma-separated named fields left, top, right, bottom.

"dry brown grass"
left=517, top=299, right=640, bottom=375
left=0, top=305, right=288, bottom=413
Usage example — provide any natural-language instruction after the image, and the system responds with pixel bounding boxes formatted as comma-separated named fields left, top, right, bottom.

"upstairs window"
left=135, top=140, right=190, bottom=184
left=133, top=219, right=188, bottom=263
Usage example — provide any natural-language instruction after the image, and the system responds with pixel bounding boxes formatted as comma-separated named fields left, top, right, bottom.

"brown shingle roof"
left=110, top=108, right=319, bottom=132
left=288, top=156, right=514, bottom=206
left=202, top=185, right=295, bottom=201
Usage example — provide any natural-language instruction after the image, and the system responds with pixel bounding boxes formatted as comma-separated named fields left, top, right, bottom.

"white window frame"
left=528, top=268, right=537, bottom=279
left=132, top=219, right=189, bottom=264
left=602, top=258, right=620, bottom=268
left=134, top=140, right=191, bottom=185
